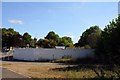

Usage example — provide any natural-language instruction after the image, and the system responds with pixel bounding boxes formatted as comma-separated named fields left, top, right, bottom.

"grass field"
left=1, top=61, right=120, bottom=79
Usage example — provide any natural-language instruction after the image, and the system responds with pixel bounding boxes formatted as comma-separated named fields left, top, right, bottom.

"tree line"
left=2, top=29, right=74, bottom=49
left=1, top=26, right=102, bottom=49
left=1, top=15, right=120, bottom=64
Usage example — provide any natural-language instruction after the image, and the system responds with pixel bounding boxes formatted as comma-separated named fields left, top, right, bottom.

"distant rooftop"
left=55, top=46, right=65, bottom=49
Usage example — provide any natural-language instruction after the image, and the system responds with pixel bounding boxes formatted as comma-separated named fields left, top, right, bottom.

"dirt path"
left=2, top=67, right=30, bottom=78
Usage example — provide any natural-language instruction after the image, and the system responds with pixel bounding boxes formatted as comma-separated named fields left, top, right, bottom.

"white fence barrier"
left=13, top=48, right=95, bottom=61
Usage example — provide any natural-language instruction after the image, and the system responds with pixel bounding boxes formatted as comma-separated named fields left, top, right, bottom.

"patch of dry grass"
left=2, top=61, right=120, bottom=79
left=2, top=63, right=12, bottom=66
left=2, top=62, right=96, bottom=78
left=2, top=61, right=69, bottom=78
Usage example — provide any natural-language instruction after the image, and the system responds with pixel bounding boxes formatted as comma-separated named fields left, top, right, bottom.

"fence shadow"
left=50, top=64, right=116, bottom=72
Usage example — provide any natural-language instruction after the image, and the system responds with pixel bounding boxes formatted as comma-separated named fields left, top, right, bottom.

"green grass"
left=51, top=58, right=72, bottom=63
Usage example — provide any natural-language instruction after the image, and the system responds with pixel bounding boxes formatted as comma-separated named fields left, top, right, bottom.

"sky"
left=1, top=0, right=120, bottom=2
left=2, top=2, right=118, bottom=43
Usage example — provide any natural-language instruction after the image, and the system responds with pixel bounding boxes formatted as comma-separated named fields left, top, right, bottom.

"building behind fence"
left=13, top=48, right=95, bottom=61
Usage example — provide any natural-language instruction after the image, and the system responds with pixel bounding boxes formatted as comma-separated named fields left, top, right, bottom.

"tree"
left=45, top=31, right=59, bottom=42
left=44, top=31, right=59, bottom=47
left=95, top=15, right=120, bottom=64
left=22, top=32, right=32, bottom=47
left=37, top=39, right=51, bottom=48
left=33, top=38, right=37, bottom=47
left=37, top=31, right=74, bottom=48
left=0, top=28, right=2, bottom=49
left=58, top=36, right=73, bottom=47
left=2, top=28, right=22, bottom=48
left=77, top=26, right=101, bottom=48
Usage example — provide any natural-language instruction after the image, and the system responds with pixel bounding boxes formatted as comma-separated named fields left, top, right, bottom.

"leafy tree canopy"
left=77, top=26, right=101, bottom=48
left=58, top=36, right=73, bottom=47
left=2, top=28, right=36, bottom=48
left=95, top=15, right=120, bottom=64
left=2, top=28, right=22, bottom=48
left=37, top=31, right=74, bottom=48
left=45, top=31, right=59, bottom=42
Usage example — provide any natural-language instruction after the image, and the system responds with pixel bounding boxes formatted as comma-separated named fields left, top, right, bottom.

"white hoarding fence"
left=13, top=48, right=95, bottom=61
